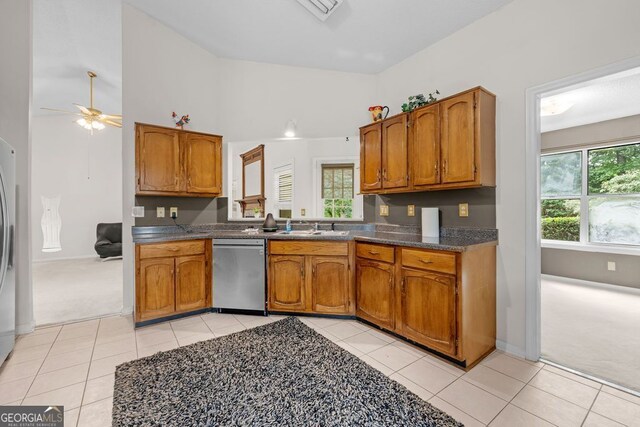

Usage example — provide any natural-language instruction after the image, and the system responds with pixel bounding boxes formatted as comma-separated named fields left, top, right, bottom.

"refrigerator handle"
left=8, top=225, right=13, bottom=269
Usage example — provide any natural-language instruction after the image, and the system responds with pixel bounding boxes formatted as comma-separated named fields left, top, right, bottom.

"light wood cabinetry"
left=136, top=123, right=222, bottom=197
left=355, top=241, right=496, bottom=367
left=268, top=241, right=354, bottom=315
left=135, top=239, right=211, bottom=322
left=356, top=258, right=395, bottom=330
left=360, top=87, right=495, bottom=194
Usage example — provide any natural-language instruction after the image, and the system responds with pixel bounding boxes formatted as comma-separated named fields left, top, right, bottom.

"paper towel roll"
left=421, top=208, right=440, bottom=238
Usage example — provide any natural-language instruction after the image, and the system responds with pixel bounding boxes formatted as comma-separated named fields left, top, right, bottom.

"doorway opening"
left=526, top=60, right=640, bottom=395
left=30, top=0, right=123, bottom=326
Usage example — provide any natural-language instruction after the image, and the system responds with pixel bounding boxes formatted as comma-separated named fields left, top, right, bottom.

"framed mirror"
left=237, top=145, right=265, bottom=217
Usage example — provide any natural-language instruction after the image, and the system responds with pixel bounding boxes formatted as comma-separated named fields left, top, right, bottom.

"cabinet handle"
left=368, top=250, right=380, bottom=255
left=301, top=265, right=305, bottom=278
left=435, top=161, right=439, bottom=172
left=419, top=259, right=433, bottom=264
left=312, top=265, right=316, bottom=277
left=382, top=169, right=387, bottom=179
left=376, top=169, right=381, bottom=182
left=443, top=160, right=448, bottom=173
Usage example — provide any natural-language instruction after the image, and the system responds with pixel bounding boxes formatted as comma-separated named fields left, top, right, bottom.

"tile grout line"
left=580, top=389, right=600, bottom=427
left=77, top=318, right=102, bottom=427
left=19, top=326, right=63, bottom=404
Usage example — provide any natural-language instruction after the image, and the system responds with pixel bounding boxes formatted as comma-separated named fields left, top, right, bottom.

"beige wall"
left=541, top=115, right=640, bottom=288
left=376, top=0, right=640, bottom=356
left=542, top=114, right=640, bottom=152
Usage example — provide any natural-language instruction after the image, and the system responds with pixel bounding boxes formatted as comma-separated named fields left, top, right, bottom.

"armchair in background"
left=95, top=222, right=122, bottom=258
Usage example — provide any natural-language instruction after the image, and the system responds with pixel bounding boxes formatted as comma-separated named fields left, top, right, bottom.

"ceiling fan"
left=41, top=71, right=122, bottom=132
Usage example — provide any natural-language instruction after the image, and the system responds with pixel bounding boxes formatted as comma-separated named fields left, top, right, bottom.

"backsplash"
left=134, top=196, right=222, bottom=226
left=373, top=187, right=496, bottom=228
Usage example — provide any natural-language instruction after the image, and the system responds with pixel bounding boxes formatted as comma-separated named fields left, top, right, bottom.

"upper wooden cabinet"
left=136, top=123, right=223, bottom=197
left=360, top=87, right=495, bottom=194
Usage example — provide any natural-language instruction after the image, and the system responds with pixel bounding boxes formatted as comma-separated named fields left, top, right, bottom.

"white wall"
left=377, top=0, right=640, bottom=356
left=31, top=115, right=122, bottom=261
left=228, top=137, right=361, bottom=220
left=122, top=5, right=378, bottom=313
left=0, top=0, right=33, bottom=333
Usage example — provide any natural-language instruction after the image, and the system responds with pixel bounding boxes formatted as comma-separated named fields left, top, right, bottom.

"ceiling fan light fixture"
left=92, top=121, right=105, bottom=130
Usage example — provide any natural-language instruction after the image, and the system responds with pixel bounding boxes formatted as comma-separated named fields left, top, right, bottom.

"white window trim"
left=541, top=141, right=640, bottom=249
left=311, top=156, right=361, bottom=219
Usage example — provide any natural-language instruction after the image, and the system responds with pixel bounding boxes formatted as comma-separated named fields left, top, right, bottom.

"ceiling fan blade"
left=41, top=107, right=83, bottom=116
left=73, top=103, right=92, bottom=115
left=100, top=113, right=122, bottom=119
left=100, top=118, right=122, bottom=128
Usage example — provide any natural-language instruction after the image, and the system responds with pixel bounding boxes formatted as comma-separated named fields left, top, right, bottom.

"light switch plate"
left=131, top=206, right=144, bottom=218
left=156, top=207, right=165, bottom=218
left=170, top=207, right=178, bottom=218
left=407, top=205, right=415, bottom=217
left=380, top=205, right=389, bottom=217
left=459, top=203, right=469, bottom=217
left=608, top=261, right=616, bottom=271
left=300, top=208, right=306, bottom=216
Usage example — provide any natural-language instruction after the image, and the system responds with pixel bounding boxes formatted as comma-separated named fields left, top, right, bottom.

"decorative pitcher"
left=368, top=105, right=389, bottom=122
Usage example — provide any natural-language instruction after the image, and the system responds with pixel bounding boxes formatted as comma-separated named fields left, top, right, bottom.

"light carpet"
left=113, top=317, right=462, bottom=427
left=33, top=257, right=123, bottom=325
left=542, top=275, right=640, bottom=392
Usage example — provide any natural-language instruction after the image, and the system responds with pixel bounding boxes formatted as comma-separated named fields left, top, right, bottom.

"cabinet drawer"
left=356, top=243, right=395, bottom=264
left=269, top=240, right=348, bottom=256
left=401, top=248, right=456, bottom=275
left=139, top=240, right=206, bottom=259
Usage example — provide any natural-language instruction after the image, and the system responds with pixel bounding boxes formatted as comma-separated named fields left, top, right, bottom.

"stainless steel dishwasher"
left=212, top=239, right=266, bottom=315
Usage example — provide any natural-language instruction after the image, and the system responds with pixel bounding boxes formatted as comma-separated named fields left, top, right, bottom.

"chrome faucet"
left=314, top=222, right=319, bottom=232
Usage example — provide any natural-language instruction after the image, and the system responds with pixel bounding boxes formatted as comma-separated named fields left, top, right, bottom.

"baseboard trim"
left=121, top=306, right=133, bottom=315
left=496, top=340, right=527, bottom=359
left=16, top=320, right=36, bottom=335
left=32, top=255, right=102, bottom=263
left=542, top=274, right=640, bottom=295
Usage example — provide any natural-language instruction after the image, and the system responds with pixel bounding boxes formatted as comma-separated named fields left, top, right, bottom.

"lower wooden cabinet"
left=400, top=268, right=456, bottom=356
left=355, top=259, right=395, bottom=330
left=267, top=241, right=354, bottom=315
left=355, top=242, right=496, bottom=368
left=268, top=255, right=306, bottom=311
left=136, top=239, right=211, bottom=322
left=311, top=256, right=350, bottom=314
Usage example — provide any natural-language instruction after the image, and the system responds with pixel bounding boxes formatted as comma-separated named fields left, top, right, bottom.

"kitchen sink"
left=276, top=230, right=348, bottom=236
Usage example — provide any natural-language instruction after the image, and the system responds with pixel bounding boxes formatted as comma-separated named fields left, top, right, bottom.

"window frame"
left=320, top=163, right=355, bottom=219
left=273, top=163, right=293, bottom=214
left=541, top=141, right=640, bottom=252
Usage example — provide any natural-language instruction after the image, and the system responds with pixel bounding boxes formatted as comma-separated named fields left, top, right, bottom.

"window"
left=541, top=142, right=640, bottom=246
left=322, top=164, right=354, bottom=218
left=274, top=164, right=293, bottom=217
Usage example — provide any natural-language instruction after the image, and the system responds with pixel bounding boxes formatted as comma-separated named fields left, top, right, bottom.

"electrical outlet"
left=407, top=205, right=415, bottom=217
left=379, top=205, right=389, bottom=217
left=459, top=203, right=469, bottom=217
left=608, top=261, right=616, bottom=271
left=300, top=208, right=306, bottom=217
left=131, top=206, right=144, bottom=218
left=156, top=207, right=165, bottom=218
left=170, top=207, right=178, bottom=219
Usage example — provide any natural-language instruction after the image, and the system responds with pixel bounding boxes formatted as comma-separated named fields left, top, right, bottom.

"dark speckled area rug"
left=113, top=317, right=463, bottom=426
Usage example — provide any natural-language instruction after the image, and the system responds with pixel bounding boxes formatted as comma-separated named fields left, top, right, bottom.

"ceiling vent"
left=296, top=0, right=344, bottom=22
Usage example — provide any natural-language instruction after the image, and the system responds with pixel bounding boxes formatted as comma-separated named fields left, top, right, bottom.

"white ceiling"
left=124, top=0, right=513, bottom=74
left=32, top=0, right=514, bottom=116
left=33, top=0, right=121, bottom=116
left=541, top=67, right=640, bottom=133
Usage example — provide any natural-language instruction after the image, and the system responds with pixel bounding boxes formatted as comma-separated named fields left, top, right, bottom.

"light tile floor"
left=1, top=313, right=639, bottom=427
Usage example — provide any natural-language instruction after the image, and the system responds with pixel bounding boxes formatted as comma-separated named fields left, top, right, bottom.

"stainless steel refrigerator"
left=0, top=138, right=15, bottom=365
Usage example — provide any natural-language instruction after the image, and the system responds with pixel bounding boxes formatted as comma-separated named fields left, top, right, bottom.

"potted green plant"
left=253, top=207, right=262, bottom=218
left=401, top=90, right=440, bottom=112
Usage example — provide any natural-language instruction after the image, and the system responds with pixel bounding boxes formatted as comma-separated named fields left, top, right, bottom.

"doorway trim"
left=524, top=55, right=640, bottom=361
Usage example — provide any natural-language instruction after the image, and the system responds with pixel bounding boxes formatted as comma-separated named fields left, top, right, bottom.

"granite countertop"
left=132, top=224, right=498, bottom=252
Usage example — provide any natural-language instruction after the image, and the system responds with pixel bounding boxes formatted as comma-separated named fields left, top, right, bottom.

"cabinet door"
left=441, top=91, right=476, bottom=184
left=137, top=126, right=182, bottom=193
left=185, top=133, right=222, bottom=194
left=400, top=268, right=457, bottom=356
left=268, top=255, right=306, bottom=311
left=311, top=256, right=350, bottom=314
left=382, top=114, right=409, bottom=189
left=360, top=123, right=382, bottom=191
left=175, top=255, right=207, bottom=312
left=138, top=258, right=175, bottom=321
left=411, top=104, right=440, bottom=187
left=356, top=259, right=394, bottom=329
